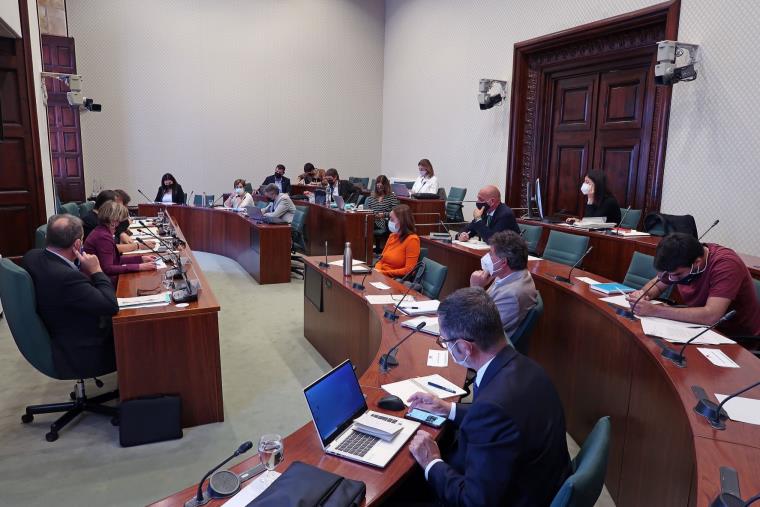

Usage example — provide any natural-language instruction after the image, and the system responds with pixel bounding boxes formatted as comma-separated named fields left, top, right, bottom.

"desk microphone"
left=137, top=188, right=155, bottom=204
left=184, top=441, right=253, bottom=507
left=383, top=272, right=419, bottom=322
left=187, top=190, right=194, bottom=206
left=211, top=194, right=224, bottom=207
left=553, top=246, right=593, bottom=284
left=699, top=219, right=720, bottom=241
left=352, top=267, right=372, bottom=291
left=319, top=240, right=329, bottom=268
left=661, top=310, right=735, bottom=367
left=379, top=321, right=426, bottom=372
left=618, top=205, right=632, bottom=228
left=693, top=378, right=760, bottom=431
left=710, top=466, right=754, bottom=507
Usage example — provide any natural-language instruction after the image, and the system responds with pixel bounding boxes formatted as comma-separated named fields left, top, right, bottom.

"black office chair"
left=291, top=207, right=309, bottom=278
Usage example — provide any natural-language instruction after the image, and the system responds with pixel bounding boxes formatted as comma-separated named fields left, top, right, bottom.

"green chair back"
left=511, top=292, right=543, bottom=354
left=623, top=252, right=657, bottom=290
left=193, top=194, right=203, bottom=207
left=244, top=183, right=254, bottom=194
left=618, top=208, right=642, bottom=229
left=542, top=231, right=590, bottom=267
left=446, top=187, right=467, bottom=222
left=291, top=207, right=308, bottom=253
left=349, top=177, right=370, bottom=189
left=60, top=202, right=80, bottom=217
left=417, top=257, right=447, bottom=299
left=54, top=193, right=63, bottom=214
left=0, top=258, right=59, bottom=379
left=550, top=416, right=611, bottom=507
left=35, top=224, right=48, bottom=249
left=518, top=223, right=543, bottom=254
left=78, top=201, right=95, bottom=217
left=256, top=200, right=269, bottom=209
left=754, top=278, right=760, bottom=302
left=418, top=247, right=428, bottom=261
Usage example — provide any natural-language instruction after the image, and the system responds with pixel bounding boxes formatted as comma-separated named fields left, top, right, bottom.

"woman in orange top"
left=374, top=204, right=420, bottom=278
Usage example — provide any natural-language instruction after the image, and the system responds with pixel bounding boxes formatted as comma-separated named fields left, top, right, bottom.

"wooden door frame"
left=505, top=0, right=681, bottom=219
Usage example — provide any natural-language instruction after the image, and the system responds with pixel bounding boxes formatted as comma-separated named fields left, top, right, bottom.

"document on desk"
left=365, top=294, right=416, bottom=305
left=427, top=349, right=449, bottom=367
left=399, top=300, right=440, bottom=315
left=528, top=255, right=542, bottom=261
left=453, top=240, right=490, bottom=250
left=697, top=348, right=740, bottom=368
left=715, top=394, right=760, bottom=425
left=576, top=276, right=602, bottom=285
left=370, top=281, right=391, bottom=290
left=612, top=229, right=651, bottom=237
left=223, top=471, right=281, bottom=507
left=639, top=316, right=736, bottom=345
left=599, top=295, right=663, bottom=310
left=382, top=374, right=466, bottom=406
left=401, top=315, right=440, bottom=336
left=328, top=259, right=365, bottom=267
left=117, top=292, right=171, bottom=309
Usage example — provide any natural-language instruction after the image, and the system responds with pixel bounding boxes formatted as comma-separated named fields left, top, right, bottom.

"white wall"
left=382, top=0, right=760, bottom=255
left=0, top=0, right=21, bottom=37
left=66, top=0, right=385, bottom=201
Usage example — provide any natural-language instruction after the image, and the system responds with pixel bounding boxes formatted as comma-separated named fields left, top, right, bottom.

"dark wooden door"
left=0, top=36, right=46, bottom=257
left=42, top=35, right=85, bottom=203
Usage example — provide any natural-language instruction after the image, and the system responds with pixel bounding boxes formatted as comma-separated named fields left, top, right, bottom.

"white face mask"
left=419, top=170, right=427, bottom=178
left=480, top=253, right=503, bottom=275
left=235, top=187, right=244, bottom=195
left=388, top=220, right=399, bottom=233
left=446, top=341, right=470, bottom=367
left=580, top=182, right=592, bottom=195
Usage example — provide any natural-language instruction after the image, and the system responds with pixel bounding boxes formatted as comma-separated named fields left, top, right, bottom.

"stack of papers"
left=639, top=316, right=736, bottom=345
left=352, top=413, right=404, bottom=441
left=399, top=300, right=439, bottom=315
left=715, top=394, right=760, bottom=425
left=365, top=294, right=415, bottom=305
left=600, top=295, right=663, bottom=310
left=117, top=292, right=171, bottom=309
left=328, top=259, right=364, bottom=267
left=452, top=240, right=490, bottom=251
left=611, top=229, right=650, bottom=237
left=528, top=255, right=542, bottom=261
left=401, top=315, right=440, bottom=335
left=382, top=374, right=466, bottom=406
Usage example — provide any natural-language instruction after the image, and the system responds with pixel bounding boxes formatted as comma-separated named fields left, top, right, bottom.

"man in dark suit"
left=407, top=287, right=570, bottom=506
left=22, top=214, right=119, bottom=379
left=458, top=185, right=519, bottom=242
left=262, top=164, right=291, bottom=194
left=324, top=168, right=357, bottom=202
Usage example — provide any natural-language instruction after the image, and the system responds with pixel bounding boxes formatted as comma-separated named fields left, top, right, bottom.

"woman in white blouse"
left=224, top=178, right=255, bottom=208
left=411, top=158, right=438, bottom=194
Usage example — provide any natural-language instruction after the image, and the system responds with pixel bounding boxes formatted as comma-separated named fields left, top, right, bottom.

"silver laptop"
left=391, top=183, right=411, bottom=198
left=303, top=360, right=420, bottom=468
left=243, top=205, right=266, bottom=221
left=334, top=194, right=345, bottom=210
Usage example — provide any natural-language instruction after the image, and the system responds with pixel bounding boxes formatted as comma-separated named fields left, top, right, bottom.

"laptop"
left=303, top=359, right=420, bottom=468
left=391, top=183, right=411, bottom=198
left=334, top=194, right=345, bottom=210
left=243, top=205, right=266, bottom=222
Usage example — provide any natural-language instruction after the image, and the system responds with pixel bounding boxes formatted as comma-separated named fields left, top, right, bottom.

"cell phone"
left=405, top=408, right=446, bottom=428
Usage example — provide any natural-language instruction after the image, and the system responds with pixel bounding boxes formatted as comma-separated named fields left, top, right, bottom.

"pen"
left=428, top=382, right=455, bottom=393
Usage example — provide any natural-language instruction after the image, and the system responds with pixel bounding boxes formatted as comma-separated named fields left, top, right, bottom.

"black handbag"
left=644, top=212, right=698, bottom=238
left=247, top=461, right=366, bottom=507
left=119, top=394, right=182, bottom=447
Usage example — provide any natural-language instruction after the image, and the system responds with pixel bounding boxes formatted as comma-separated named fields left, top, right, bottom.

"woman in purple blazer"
left=84, top=201, right=157, bottom=285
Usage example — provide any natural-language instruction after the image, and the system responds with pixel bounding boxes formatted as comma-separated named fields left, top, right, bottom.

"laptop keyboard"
left=336, top=431, right=380, bottom=457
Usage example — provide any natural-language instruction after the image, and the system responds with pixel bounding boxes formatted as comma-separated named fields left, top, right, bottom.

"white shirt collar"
left=475, top=356, right=496, bottom=388
left=46, top=248, right=79, bottom=271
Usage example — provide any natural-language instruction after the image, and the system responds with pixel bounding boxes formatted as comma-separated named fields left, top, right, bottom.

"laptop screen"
left=304, top=360, right=367, bottom=446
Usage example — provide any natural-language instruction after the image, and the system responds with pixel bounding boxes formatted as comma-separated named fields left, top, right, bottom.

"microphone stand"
left=661, top=310, right=736, bottom=367
left=352, top=268, right=372, bottom=291
left=554, top=246, right=593, bottom=284
left=698, top=219, right=720, bottom=241
left=319, top=240, right=329, bottom=268
left=185, top=442, right=253, bottom=507
left=379, top=322, right=426, bottom=372
left=138, top=188, right=156, bottom=204
left=694, top=379, right=760, bottom=430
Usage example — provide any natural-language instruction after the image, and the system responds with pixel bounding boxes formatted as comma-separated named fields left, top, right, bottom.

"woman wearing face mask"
left=365, top=175, right=400, bottom=252
left=411, top=158, right=438, bottom=195
left=84, top=201, right=157, bottom=285
left=224, top=179, right=254, bottom=209
left=374, top=204, right=421, bottom=277
left=565, top=170, right=621, bottom=225
left=154, top=173, right=186, bottom=204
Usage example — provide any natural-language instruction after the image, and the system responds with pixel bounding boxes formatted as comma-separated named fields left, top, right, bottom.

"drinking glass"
left=258, top=434, right=284, bottom=484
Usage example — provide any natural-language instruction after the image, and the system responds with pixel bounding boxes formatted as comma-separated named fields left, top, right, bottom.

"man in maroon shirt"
left=628, top=233, right=760, bottom=337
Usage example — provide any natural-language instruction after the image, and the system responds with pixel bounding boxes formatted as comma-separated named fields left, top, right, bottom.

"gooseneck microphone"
left=694, top=378, right=760, bottom=431
left=383, top=276, right=418, bottom=322
left=211, top=194, right=224, bottom=207
left=187, top=190, right=195, bottom=206
left=661, top=310, right=736, bottom=367
left=138, top=188, right=155, bottom=204
left=319, top=240, right=329, bottom=268
left=353, top=267, right=372, bottom=291
left=379, top=321, right=427, bottom=372
left=698, top=219, right=720, bottom=241
left=185, top=441, right=253, bottom=507
left=554, top=246, right=593, bottom=284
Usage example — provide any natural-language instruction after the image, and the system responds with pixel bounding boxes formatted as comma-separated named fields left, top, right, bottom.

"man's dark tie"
left=472, top=381, right=479, bottom=400
left=486, top=215, right=491, bottom=227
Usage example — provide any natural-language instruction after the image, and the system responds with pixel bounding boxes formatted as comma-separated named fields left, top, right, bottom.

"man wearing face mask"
left=469, top=231, right=538, bottom=340
left=22, top=215, right=120, bottom=378
left=457, top=185, right=519, bottom=242
left=262, top=164, right=291, bottom=194
left=628, top=233, right=760, bottom=336
left=404, top=287, right=570, bottom=506
left=322, top=168, right=357, bottom=202
left=262, top=183, right=296, bottom=224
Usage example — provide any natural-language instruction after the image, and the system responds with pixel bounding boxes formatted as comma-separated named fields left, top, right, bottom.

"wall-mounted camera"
left=41, top=72, right=102, bottom=112
left=655, top=40, right=700, bottom=86
left=478, top=78, right=508, bottom=110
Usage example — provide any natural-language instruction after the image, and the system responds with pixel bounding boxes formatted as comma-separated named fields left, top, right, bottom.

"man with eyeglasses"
left=402, top=287, right=570, bottom=506
left=628, top=232, right=760, bottom=336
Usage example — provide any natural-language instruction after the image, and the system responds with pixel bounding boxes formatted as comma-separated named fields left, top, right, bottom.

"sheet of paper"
left=370, top=282, right=390, bottom=290
left=401, top=315, right=440, bottom=336
left=617, top=229, right=651, bottom=237
left=365, top=294, right=416, bottom=305
left=117, top=292, right=171, bottom=308
left=399, top=300, right=440, bottom=315
left=155, top=259, right=167, bottom=270
left=639, top=316, right=735, bottom=345
left=427, top=349, right=449, bottom=367
left=328, top=259, right=365, bottom=267
left=715, top=394, right=760, bottom=425
left=576, top=276, right=602, bottom=285
left=697, top=348, right=740, bottom=368
left=528, top=255, right=542, bottom=261
left=452, top=240, right=490, bottom=251
left=382, top=374, right=466, bottom=406
left=599, top=295, right=663, bottom=309
left=223, top=471, right=281, bottom=507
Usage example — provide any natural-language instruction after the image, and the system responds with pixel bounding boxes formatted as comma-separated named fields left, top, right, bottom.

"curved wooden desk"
left=150, top=256, right=466, bottom=506
left=138, top=204, right=292, bottom=284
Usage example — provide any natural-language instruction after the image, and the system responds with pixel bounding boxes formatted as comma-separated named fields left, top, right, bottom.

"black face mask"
left=476, top=201, right=489, bottom=212
left=660, top=264, right=705, bottom=285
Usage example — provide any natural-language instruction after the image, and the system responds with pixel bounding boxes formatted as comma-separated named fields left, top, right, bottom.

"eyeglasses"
left=435, top=335, right=474, bottom=349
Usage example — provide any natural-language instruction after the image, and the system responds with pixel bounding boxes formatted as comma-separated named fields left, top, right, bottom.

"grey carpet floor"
left=0, top=252, right=613, bottom=507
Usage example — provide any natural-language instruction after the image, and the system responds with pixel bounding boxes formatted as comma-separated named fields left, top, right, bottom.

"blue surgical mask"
left=388, top=220, right=399, bottom=233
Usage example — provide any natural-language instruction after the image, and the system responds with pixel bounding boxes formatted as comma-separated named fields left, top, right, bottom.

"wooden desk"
left=138, top=204, right=291, bottom=285
left=398, top=197, right=446, bottom=236
left=298, top=202, right=374, bottom=262
left=150, top=257, right=467, bottom=506
left=113, top=219, right=223, bottom=428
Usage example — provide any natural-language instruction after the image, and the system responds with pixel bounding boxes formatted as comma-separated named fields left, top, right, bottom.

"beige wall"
left=37, top=0, right=66, bottom=35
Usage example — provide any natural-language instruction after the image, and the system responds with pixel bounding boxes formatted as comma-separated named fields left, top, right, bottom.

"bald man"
left=458, top=185, right=519, bottom=242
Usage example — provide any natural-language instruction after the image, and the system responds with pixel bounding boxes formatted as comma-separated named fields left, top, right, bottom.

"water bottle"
left=202, top=192, right=207, bottom=208
left=343, top=242, right=352, bottom=277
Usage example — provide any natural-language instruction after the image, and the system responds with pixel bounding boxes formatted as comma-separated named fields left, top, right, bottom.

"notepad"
left=697, top=348, right=740, bottom=368
left=639, top=316, right=736, bottom=345
left=401, top=315, right=440, bottom=336
left=589, top=283, right=635, bottom=295
left=452, top=240, right=490, bottom=251
left=599, top=295, right=663, bottom=310
left=382, top=375, right=466, bottom=406
left=715, top=394, right=760, bottom=425
left=365, top=294, right=416, bottom=305
left=398, top=300, right=440, bottom=315
left=528, top=255, right=542, bottom=261
left=117, top=292, right=171, bottom=309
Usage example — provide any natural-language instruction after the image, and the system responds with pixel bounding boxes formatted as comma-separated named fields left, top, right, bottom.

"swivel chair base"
left=21, top=379, right=119, bottom=442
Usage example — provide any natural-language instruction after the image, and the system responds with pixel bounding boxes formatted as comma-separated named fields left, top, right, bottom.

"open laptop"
left=391, top=183, right=411, bottom=198
left=334, top=194, right=345, bottom=210
left=303, top=359, right=420, bottom=468
left=243, top=205, right=266, bottom=222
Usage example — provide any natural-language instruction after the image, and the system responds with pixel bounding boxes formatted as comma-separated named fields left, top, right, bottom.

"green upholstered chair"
left=550, top=416, right=611, bottom=507
left=256, top=200, right=269, bottom=209
left=349, top=177, right=370, bottom=189
left=618, top=208, right=642, bottom=229
left=193, top=194, right=203, bottom=207
left=623, top=252, right=657, bottom=290
left=60, top=202, right=80, bottom=217
left=35, top=224, right=48, bottom=249
left=446, top=187, right=467, bottom=223
left=418, top=247, right=428, bottom=261
left=542, top=231, right=590, bottom=267
left=408, top=257, right=448, bottom=299
left=0, top=258, right=118, bottom=441
left=754, top=278, right=760, bottom=301
left=510, top=292, right=543, bottom=355
left=78, top=200, right=95, bottom=217
left=291, top=207, right=308, bottom=278
left=518, top=223, right=543, bottom=255
left=244, top=182, right=254, bottom=194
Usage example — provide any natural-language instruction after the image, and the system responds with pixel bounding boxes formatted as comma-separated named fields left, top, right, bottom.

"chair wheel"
left=21, top=414, right=33, bottom=424
left=111, top=417, right=120, bottom=426
left=70, top=391, right=76, bottom=400
left=45, top=431, right=58, bottom=442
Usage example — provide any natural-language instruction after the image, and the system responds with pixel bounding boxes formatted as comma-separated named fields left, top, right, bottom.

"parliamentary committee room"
left=2, top=1, right=760, bottom=506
